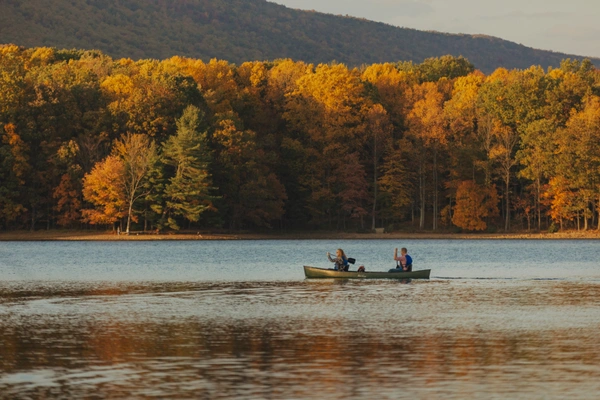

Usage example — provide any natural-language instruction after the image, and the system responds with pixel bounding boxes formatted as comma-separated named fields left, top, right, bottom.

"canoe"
left=303, top=266, right=431, bottom=280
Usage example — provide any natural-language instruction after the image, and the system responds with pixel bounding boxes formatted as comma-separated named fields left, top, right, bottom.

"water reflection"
left=2, top=279, right=600, bottom=398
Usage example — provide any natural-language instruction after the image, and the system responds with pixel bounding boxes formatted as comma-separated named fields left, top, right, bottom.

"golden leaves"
left=82, top=155, right=127, bottom=225
left=2, top=123, right=30, bottom=183
left=452, top=181, right=499, bottom=231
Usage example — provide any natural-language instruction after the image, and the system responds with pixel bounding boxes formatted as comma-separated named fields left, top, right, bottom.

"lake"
left=1, top=239, right=600, bottom=399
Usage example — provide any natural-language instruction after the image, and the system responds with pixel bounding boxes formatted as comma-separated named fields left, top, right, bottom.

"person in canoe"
left=327, top=248, right=350, bottom=271
left=393, top=247, right=413, bottom=272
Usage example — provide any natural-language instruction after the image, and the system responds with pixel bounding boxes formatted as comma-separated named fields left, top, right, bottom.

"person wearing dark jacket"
left=327, top=248, right=349, bottom=271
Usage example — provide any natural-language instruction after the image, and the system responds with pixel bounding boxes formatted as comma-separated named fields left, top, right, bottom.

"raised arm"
left=327, top=251, right=336, bottom=263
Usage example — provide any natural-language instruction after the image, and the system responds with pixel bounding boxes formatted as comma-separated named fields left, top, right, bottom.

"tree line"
left=1, top=45, right=599, bottom=233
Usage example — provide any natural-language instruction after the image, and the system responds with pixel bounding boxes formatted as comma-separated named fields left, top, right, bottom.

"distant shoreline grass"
left=1, top=229, right=599, bottom=241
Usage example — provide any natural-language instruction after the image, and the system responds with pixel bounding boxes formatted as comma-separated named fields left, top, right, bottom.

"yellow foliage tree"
left=407, top=81, right=447, bottom=230
left=361, top=63, right=414, bottom=127
left=543, top=176, right=577, bottom=230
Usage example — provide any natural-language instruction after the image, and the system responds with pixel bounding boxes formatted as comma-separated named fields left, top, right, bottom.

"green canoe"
left=303, top=266, right=431, bottom=280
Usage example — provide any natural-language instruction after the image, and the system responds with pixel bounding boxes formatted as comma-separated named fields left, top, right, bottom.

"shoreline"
left=1, top=229, right=600, bottom=241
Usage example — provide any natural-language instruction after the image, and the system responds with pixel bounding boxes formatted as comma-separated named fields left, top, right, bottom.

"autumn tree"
left=0, top=45, right=26, bottom=122
left=442, top=72, right=487, bottom=225
left=172, top=58, right=240, bottom=117
left=266, top=59, right=314, bottom=115
left=82, top=155, right=127, bottom=227
left=52, top=140, right=83, bottom=227
left=115, top=133, right=159, bottom=233
left=365, top=104, right=393, bottom=230
left=552, top=95, right=600, bottom=229
left=334, top=152, right=370, bottom=229
left=543, top=176, right=577, bottom=230
left=278, top=137, right=313, bottom=227
left=516, top=119, right=557, bottom=230
left=477, top=68, right=548, bottom=231
left=406, top=81, right=447, bottom=230
left=0, top=123, right=29, bottom=228
left=378, top=145, right=413, bottom=224
left=415, top=55, right=475, bottom=83
left=84, top=134, right=158, bottom=233
left=211, top=118, right=286, bottom=229
left=361, top=63, right=413, bottom=129
left=53, top=173, right=82, bottom=227
left=489, top=120, right=520, bottom=231
left=235, top=61, right=274, bottom=132
left=283, top=63, right=369, bottom=227
left=452, top=180, right=499, bottom=231
left=101, top=59, right=202, bottom=141
left=443, top=72, right=486, bottom=180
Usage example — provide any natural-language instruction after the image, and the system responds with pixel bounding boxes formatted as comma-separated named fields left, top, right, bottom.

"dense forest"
left=1, top=0, right=598, bottom=74
left=1, top=45, right=600, bottom=233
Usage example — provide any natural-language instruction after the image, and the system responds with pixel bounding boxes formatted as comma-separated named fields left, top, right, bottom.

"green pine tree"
left=161, top=105, right=215, bottom=230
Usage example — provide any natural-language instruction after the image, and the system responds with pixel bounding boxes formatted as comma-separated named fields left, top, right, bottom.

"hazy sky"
left=270, top=0, right=600, bottom=58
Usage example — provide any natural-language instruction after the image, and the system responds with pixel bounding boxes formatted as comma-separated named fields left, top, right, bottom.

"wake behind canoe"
left=303, top=266, right=431, bottom=279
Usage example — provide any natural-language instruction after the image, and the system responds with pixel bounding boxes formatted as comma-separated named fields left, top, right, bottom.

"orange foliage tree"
left=83, top=134, right=158, bottom=232
left=53, top=173, right=82, bottom=227
left=452, top=180, right=499, bottom=231
left=82, top=155, right=127, bottom=227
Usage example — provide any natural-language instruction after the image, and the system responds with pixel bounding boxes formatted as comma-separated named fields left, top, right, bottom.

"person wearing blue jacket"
left=394, top=247, right=413, bottom=272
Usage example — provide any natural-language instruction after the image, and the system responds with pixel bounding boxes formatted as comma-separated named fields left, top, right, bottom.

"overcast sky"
left=270, top=0, right=600, bottom=59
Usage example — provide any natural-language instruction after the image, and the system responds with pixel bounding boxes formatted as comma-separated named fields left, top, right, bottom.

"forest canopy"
left=1, top=45, right=600, bottom=233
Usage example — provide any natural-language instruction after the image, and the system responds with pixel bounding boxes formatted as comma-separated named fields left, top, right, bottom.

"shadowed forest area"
left=1, top=45, right=600, bottom=234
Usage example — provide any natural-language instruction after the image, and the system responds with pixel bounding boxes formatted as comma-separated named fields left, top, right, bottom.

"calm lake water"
left=1, top=239, right=600, bottom=399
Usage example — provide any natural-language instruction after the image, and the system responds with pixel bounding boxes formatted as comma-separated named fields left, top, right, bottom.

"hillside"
left=0, top=0, right=598, bottom=73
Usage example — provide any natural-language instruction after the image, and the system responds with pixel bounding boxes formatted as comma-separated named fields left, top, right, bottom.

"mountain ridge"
left=0, top=0, right=597, bottom=73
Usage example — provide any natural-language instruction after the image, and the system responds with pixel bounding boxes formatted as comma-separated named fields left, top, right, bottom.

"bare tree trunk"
left=504, top=171, right=510, bottom=231
left=126, top=200, right=133, bottom=234
left=30, top=205, right=36, bottom=232
left=372, top=139, right=377, bottom=231
left=537, top=177, right=541, bottom=231
left=433, top=147, right=438, bottom=231
left=419, top=163, right=425, bottom=230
